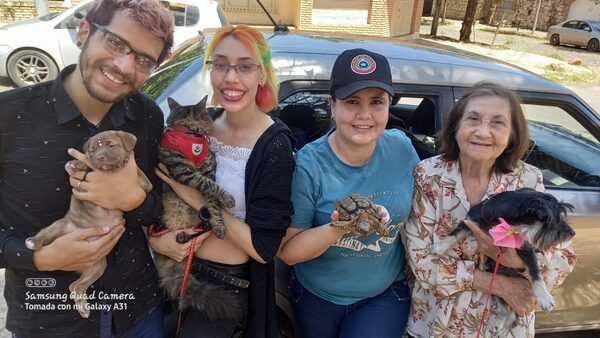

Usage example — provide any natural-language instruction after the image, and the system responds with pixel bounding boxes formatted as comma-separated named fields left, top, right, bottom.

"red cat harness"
left=160, top=125, right=210, bottom=166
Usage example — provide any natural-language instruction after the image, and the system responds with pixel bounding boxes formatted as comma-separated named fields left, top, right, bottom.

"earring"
left=76, top=41, right=82, bottom=47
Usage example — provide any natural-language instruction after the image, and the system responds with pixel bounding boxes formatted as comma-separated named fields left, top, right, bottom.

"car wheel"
left=7, top=49, right=59, bottom=87
left=587, top=38, right=599, bottom=52
left=550, top=34, right=560, bottom=46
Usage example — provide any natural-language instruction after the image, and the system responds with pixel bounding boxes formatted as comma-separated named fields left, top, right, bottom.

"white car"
left=0, top=0, right=228, bottom=87
left=548, top=19, right=600, bottom=52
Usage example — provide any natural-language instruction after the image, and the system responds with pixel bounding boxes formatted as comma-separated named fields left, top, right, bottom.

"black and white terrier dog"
left=431, top=188, right=575, bottom=331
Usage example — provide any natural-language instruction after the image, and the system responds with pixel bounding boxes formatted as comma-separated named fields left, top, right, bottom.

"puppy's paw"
left=65, top=160, right=87, bottom=171
left=76, top=300, right=90, bottom=318
left=25, top=237, right=39, bottom=251
left=533, top=280, right=555, bottom=312
left=430, top=240, right=453, bottom=255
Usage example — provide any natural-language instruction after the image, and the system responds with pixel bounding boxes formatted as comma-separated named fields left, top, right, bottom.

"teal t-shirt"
left=291, top=129, right=419, bottom=305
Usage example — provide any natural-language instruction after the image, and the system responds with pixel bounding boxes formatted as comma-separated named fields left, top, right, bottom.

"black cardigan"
left=212, top=110, right=295, bottom=337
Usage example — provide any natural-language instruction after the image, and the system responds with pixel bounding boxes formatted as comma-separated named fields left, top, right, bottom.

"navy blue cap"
left=329, top=48, right=393, bottom=99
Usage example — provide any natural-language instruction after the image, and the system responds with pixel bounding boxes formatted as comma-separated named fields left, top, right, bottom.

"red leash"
left=148, top=224, right=197, bottom=337
left=476, top=251, right=503, bottom=338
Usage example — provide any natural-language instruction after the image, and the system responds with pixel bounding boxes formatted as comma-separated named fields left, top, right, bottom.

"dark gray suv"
left=144, top=30, right=600, bottom=337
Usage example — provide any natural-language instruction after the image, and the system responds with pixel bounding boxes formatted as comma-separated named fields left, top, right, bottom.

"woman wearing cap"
left=278, top=49, right=419, bottom=338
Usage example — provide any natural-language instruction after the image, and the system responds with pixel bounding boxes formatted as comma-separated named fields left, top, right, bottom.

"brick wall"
left=443, top=0, right=485, bottom=20
left=1, top=0, right=421, bottom=38
left=436, top=0, right=574, bottom=31
left=513, top=0, right=575, bottom=30
left=299, top=0, right=393, bottom=37
left=0, top=1, right=80, bottom=24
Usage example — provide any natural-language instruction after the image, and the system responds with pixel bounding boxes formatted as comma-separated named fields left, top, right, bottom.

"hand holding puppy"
left=495, top=274, right=537, bottom=316
left=33, top=224, right=125, bottom=271
left=464, top=219, right=525, bottom=269
left=66, top=149, right=147, bottom=211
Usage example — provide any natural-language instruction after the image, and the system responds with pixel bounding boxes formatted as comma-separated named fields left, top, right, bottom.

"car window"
left=578, top=22, right=590, bottom=31
left=278, top=90, right=439, bottom=157
left=562, top=21, right=579, bottom=29
left=143, top=42, right=203, bottom=99
left=185, top=5, right=200, bottom=26
left=58, top=3, right=91, bottom=29
left=168, top=2, right=198, bottom=26
left=277, top=91, right=332, bottom=149
left=389, top=96, right=438, bottom=159
left=522, top=103, right=600, bottom=188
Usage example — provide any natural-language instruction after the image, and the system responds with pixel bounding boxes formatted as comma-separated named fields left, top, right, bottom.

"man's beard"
left=79, top=41, right=136, bottom=104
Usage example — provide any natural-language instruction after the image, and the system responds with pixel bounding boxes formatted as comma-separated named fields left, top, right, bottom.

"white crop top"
left=209, top=136, right=251, bottom=220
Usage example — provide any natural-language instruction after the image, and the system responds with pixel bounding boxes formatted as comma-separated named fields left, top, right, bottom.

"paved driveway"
left=0, top=78, right=14, bottom=93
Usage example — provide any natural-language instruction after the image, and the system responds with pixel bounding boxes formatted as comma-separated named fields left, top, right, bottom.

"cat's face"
left=166, top=96, right=212, bottom=133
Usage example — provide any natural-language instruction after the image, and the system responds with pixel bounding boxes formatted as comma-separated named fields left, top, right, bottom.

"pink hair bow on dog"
left=488, top=218, right=525, bottom=248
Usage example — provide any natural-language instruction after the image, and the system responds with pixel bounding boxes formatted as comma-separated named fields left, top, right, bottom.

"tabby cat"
left=158, top=95, right=235, bottom=240
left=155, top=96, right=241, bottom=320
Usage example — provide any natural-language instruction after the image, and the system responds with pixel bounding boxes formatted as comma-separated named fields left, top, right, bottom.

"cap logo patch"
left=351, top=54, right=376, bottom=75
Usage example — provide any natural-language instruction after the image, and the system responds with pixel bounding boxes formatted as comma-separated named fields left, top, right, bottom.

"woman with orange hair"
left=149, top=25, right=295, bottom=337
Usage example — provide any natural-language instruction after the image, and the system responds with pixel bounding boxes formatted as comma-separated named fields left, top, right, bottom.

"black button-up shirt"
left=0, top=65, right=164, bottom=337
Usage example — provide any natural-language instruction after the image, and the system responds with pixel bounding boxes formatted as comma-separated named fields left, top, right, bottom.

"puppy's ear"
left=561, top=202, right=574, bottom=214
left=82, top=137, right=92, bottom=153
left=115, top=131, right=138, bottom=152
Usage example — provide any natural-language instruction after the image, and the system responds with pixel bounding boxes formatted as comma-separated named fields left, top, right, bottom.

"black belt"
left=191, top=259, right=250, bottom=289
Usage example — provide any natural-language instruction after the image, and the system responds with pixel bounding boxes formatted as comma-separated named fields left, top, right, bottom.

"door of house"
left=391, top=0, right=414, bottom=36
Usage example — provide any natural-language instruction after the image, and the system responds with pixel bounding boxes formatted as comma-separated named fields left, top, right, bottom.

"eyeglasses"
left=91, top=23, right=158, bottom=74
left=461, top=114, right=510, bottom=131
left=206, top=61, right=260, bottom=75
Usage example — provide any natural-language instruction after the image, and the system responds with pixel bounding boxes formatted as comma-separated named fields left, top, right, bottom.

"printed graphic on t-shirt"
left=330, top=190, right=406, bottom=255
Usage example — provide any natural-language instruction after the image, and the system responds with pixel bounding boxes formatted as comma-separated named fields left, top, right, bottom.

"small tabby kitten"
left=155, top=96, right=241, bottom=319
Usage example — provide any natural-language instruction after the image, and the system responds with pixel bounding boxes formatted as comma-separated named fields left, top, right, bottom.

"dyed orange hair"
left=203, top=25, right=278, bottom=113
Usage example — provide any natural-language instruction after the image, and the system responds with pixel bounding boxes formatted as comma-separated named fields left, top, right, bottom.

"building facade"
left=220, top=0, right=424, bottom=38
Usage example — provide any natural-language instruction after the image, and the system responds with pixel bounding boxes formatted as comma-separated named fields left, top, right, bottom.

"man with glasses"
left=0, top=0, right=173, bottom=336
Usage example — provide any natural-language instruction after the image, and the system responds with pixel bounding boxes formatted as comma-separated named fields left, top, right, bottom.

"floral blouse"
left=403, top=156, right=577, bottom=338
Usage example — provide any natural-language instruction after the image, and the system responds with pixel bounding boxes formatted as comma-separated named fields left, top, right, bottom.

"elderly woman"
left=403, top=82, right=576, bottom=338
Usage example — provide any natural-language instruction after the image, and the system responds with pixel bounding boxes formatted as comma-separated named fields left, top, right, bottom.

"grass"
left=542, top=53, right=565, bottom=61
left=479, top=27, right=547, bottom=41
left=541, top=65, right=599, bottom=84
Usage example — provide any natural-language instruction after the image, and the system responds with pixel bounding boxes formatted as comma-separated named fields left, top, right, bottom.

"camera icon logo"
left=25, top=278, right=56, bottom=288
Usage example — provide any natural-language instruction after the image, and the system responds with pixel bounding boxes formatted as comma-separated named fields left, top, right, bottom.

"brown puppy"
left=25, top=130, right=152, bottom=318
